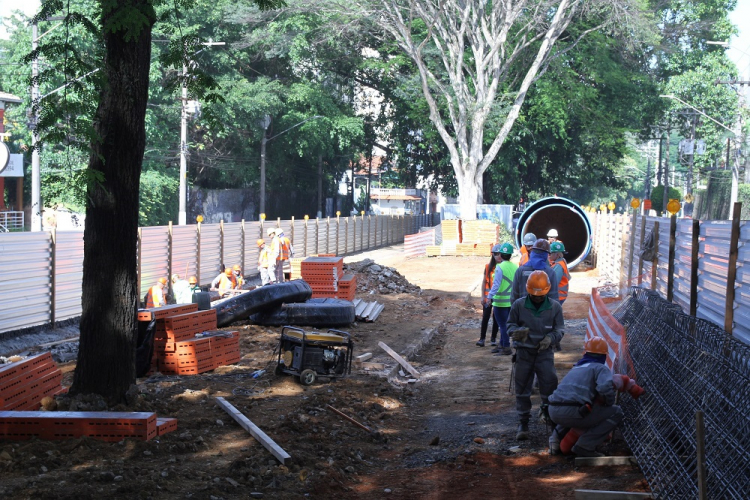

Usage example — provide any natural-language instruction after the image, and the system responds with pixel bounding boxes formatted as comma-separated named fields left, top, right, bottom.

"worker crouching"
left=507, top=270, right=564, bottom=440
left=547, top=337, right=624, bottom=457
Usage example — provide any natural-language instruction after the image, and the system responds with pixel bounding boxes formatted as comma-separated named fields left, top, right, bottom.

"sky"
left=1, top=0, right=749, bottom=70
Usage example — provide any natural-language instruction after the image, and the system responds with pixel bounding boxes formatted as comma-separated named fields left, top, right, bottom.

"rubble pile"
left=344, top=259, right=421, bottom=295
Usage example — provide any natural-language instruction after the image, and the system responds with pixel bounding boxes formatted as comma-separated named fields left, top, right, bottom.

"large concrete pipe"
left=514, top=197, right=592, bottom=268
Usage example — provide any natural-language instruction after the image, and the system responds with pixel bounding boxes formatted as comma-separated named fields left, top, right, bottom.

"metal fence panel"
left=697, top=222, right=731, bottom=330
left=337, top=219, right=346, bottom=255
left=654, top=219, right=670, bottom=299
left=140, top=226, right=169, bottom=298
left=0, top=232, right=51, bottom=333
left=223, top=222, right=244, bottom=272
left=243, top=221, right=262, bottom=278
left=672, top=220, right=693, bottom=313
left=55, top=231, right=84, bottom=321
left=172, top=225, right=198, bottom=284
left=199, top=223, right=222, bottom=285
left=290, top=219, right=304, bottom=257
left=734, top=222, right=750, bottom=344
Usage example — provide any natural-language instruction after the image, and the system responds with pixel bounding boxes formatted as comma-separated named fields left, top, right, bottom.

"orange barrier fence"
left=585, top=287, right=633, bottom=375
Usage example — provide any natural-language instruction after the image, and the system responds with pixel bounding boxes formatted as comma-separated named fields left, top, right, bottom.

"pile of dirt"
left=345, top=259, right=421, bottom=295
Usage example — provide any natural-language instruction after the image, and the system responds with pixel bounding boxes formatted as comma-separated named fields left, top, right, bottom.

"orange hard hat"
left=158, top=277, right=168, bottom=285
left=188, top=276, right=197, bottom=285
left=233, top=264, right=241, bottom=271
left=584, top=336, right=608, bottom=355
left=257, top=239, right=265, bottom=247
left=526, top=270, right=551, bottom=296
left=225, top=268, right=233, bottom=276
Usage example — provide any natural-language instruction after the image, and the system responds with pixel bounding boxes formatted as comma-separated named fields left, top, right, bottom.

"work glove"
left=511, top=328, right=530, bottom=342
left=538, top=334, right=554, bottom=351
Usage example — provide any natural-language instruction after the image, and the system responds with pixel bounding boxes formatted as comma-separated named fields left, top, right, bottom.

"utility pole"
left=663, top=125, right=670, bottom=215
left=645, top=156, right=651, bottom=199
left=31, top=22, right=41, bottom=232
left=259, top=115, right=270, bottom=215
left=178, top=60, right=188, bottom=225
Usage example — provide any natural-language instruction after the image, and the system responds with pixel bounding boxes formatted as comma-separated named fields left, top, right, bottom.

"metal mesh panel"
left=140, top=226, right=169, bottom=298
left=199, top=223, right=222, bottom=285
left=612, top=287, right=750, bottom=499
left=223, top=222, right=243, bottom=272
left=172, top=225, right=198, bottom=285
left=55, top=231, right=84, bottom=321
left=0, top=232, right=51, bottom=333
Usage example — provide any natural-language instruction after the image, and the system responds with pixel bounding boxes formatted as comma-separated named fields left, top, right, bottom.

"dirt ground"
left=0, top=247, right=649, bottom=499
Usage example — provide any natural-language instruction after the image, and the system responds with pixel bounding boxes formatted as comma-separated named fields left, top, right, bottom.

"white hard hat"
left=267, top=227, right=276, bottom=236
left=547, top=229, right=558, bottom=238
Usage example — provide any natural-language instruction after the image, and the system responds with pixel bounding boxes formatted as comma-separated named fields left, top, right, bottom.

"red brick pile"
left=300, top=256, right=357, bottom=301
left=138, top=304, right=241, bottom=376
left=0, top=352, right=64, bottom=411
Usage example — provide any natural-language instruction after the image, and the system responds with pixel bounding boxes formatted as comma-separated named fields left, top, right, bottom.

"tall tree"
left=345, top=0, right=645, bottom=219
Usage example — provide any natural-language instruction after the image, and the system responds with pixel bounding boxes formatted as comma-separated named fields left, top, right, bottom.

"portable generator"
left=275, top=326, right=353, bottom=385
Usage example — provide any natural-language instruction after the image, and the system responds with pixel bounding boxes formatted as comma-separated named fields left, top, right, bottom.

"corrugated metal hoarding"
left=55, top=231, right=84, bottom=321
left=0, top=232, right=51, bottom=332
left=139, top=226, right=169, bottom=299
left=672, top=219, right=693, bottom=312
left=172, top=225, right=198, bottom=284
left=697, top=221, right=731, bottom=329
left=223, top=222, right=243, bottom=272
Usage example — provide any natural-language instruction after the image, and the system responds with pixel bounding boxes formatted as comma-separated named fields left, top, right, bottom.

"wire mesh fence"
left=612, top=287, right=750, bottom=499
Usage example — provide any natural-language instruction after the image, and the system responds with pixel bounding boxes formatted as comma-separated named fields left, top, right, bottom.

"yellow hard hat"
left=225, top=268, right=233, bottom=276
left=233, top=264, right=241, bottom=271
left=257, top=239, right=265, bottom=247
left=188, top=276, right=197, bottom=285
left=158, top=277, right=168, bottom=285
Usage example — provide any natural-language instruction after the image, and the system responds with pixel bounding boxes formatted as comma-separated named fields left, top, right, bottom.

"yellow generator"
left=276, top=326, right=353, bottom=385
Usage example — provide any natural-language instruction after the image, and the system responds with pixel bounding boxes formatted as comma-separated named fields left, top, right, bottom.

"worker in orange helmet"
left=547, top=337, right=624, bottom=458
left=145, top=277, right=168, bottom=308
left=507, top=270, right=564, bottom=441
left=211, top=267, right=235, bottom=297
left=257, top=239, right=271, bottom=286
left=232, top=264, right=244, bottom=289
left=188, top=276, right=200, bottom=295
left=276, top=229, right=295, bottom=280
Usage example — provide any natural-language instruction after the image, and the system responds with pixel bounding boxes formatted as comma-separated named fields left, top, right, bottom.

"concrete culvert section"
left=515, top=197, right=592, bottom=268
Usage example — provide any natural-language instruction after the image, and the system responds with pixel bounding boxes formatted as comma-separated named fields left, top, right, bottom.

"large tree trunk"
left=71, top=2, right=155, bottom=403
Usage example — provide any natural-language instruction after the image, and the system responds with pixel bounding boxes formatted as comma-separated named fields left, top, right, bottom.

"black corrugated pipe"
left=514, top=197, right=592, bottom=268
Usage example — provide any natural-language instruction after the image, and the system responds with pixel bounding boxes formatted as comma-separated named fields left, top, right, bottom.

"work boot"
left=491, top=347, right=501, bottom=354
left=516, top=421, right=529, bottom=441
left=548, top=429, right=561, bottom=456
left=476, top=339, right=485, bottom=347
left=501, top=347, right=513, bottom=355
left=571, top=445, right=604, bottom=458
left=490, top=338, right=497, bottom=346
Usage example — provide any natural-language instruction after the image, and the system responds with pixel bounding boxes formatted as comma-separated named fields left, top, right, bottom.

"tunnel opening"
left=514, top=197, right=592, bottom=268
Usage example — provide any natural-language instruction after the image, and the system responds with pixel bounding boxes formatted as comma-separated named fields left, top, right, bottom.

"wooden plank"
left=378, top=341, right=420, bottom=378
left=667, top=215, right=676, bottom=302
left=575, top=456, right=637, bottom=467
left=650, top=221, right=659, bottom=291
left=724, top=202, right=741, bottom=336
left=574, top=490, right=653, bottom=500
left=215, top=397, right=291, bottom=465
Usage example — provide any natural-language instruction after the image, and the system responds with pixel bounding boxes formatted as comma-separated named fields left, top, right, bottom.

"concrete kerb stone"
left=386, top=323, right=444, bottom=385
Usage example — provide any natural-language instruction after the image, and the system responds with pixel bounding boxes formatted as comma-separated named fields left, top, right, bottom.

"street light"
left=258, top=115, right=322, bottom=215
left=178, top=41, right=225, bottom=226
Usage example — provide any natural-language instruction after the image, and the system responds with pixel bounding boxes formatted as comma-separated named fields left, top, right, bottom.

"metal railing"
left=612, top=287, right=750, bottom=499
left=0, top=211, right=24, bottom=231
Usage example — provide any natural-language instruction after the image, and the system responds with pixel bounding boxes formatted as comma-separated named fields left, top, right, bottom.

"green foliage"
left=650, top=185, right=682, bottom=214
left=738, top=184, right=750, bottom=220
left=139, top=170, right=179, bottom=225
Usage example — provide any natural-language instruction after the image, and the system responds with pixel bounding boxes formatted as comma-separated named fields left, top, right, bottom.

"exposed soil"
left=0, top=248, right=649, bottom=499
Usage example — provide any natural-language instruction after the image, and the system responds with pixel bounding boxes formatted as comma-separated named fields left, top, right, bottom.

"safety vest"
left=519, top=246, right=529, bottom=266
left=492, top=260, right=518, bottom=308
left=270, top=236, right=282, bottom=262
left=482, top=264, right=496, bottom=300
left=229, top=274, right=238, bottom=289
left=217, top=274, right=233, bottom=295
left=280, top=236, right=291, bottom=261
left=552, top=259, right=571, bottom=303
left=234, top=273, right=244, bottom=288
left=258, top=247, right=269, bottom=268
left=145, top=286, right=164, bottom=308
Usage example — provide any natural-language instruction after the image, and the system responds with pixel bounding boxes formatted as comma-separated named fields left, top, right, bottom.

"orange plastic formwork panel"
left=156, top=417, right=178, bottom=436
left=0, top=411, right=158, bottom=442
left=311, top=290, right=338, bottom=299
left=4, top=371, right=63, bottom=411
left=138, top=303, right=199, bottom=322
left=0, top=352, right=55, bottom=386
left=1, top=360, right=58, bottom=401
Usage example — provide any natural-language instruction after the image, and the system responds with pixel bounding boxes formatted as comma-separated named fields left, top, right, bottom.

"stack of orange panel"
left=0, top=411, right=177, bottom=442
left=0, top=353, right=64, bottom=411
left=337, top=274, right=357, bottom=301
left=301, top=256, right=344, bottom=297
left=206, top=331, right=241, bottom=366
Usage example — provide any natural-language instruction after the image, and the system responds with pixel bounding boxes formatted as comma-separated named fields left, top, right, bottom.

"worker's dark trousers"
left=515, top=348, right=557, bottom=421
left=479, top=304, right=498, bottom=341
left=548, top=405, right=623, bottom=451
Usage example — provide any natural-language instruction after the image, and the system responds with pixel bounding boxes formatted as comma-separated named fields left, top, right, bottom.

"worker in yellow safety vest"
left=257, top=239, right=271, bottom=286
left=489, top=242, right=519, bottom=356
left=145, top=277, right=168, bottom=308
left=211, top=268, right=235, bottom=297
left=232, top=264, right=244, bottom=289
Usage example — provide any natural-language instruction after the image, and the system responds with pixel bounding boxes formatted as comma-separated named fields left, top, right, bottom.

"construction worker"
left=145, top=277, right=168, bottom=308
left=518, top=232, right=536, bottom=266
left=171, top=273, right=192, bottom=304
left=277, top=229, right=294, bottom=280
left=476, top=245, right=501, bottom=347
left=211, top=268, right=235, bottom=297
left=267, top=227, right=283, bottom=283
left=549, top=241, right=570, bottom=351
left=488, top=242, right=518, bottom=355
left=510, top=239, right=559, bottom=304
left=257, top=239, right=271, bottom=286
left=232, top=264, right=244, bottom=289
left=188, top=276, right=200, bottom=294
left=507, top=270, right=564, bottom=440
left=547, top=229, right=559, bottom=244
left=547, top=337, right=623, bottom=457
